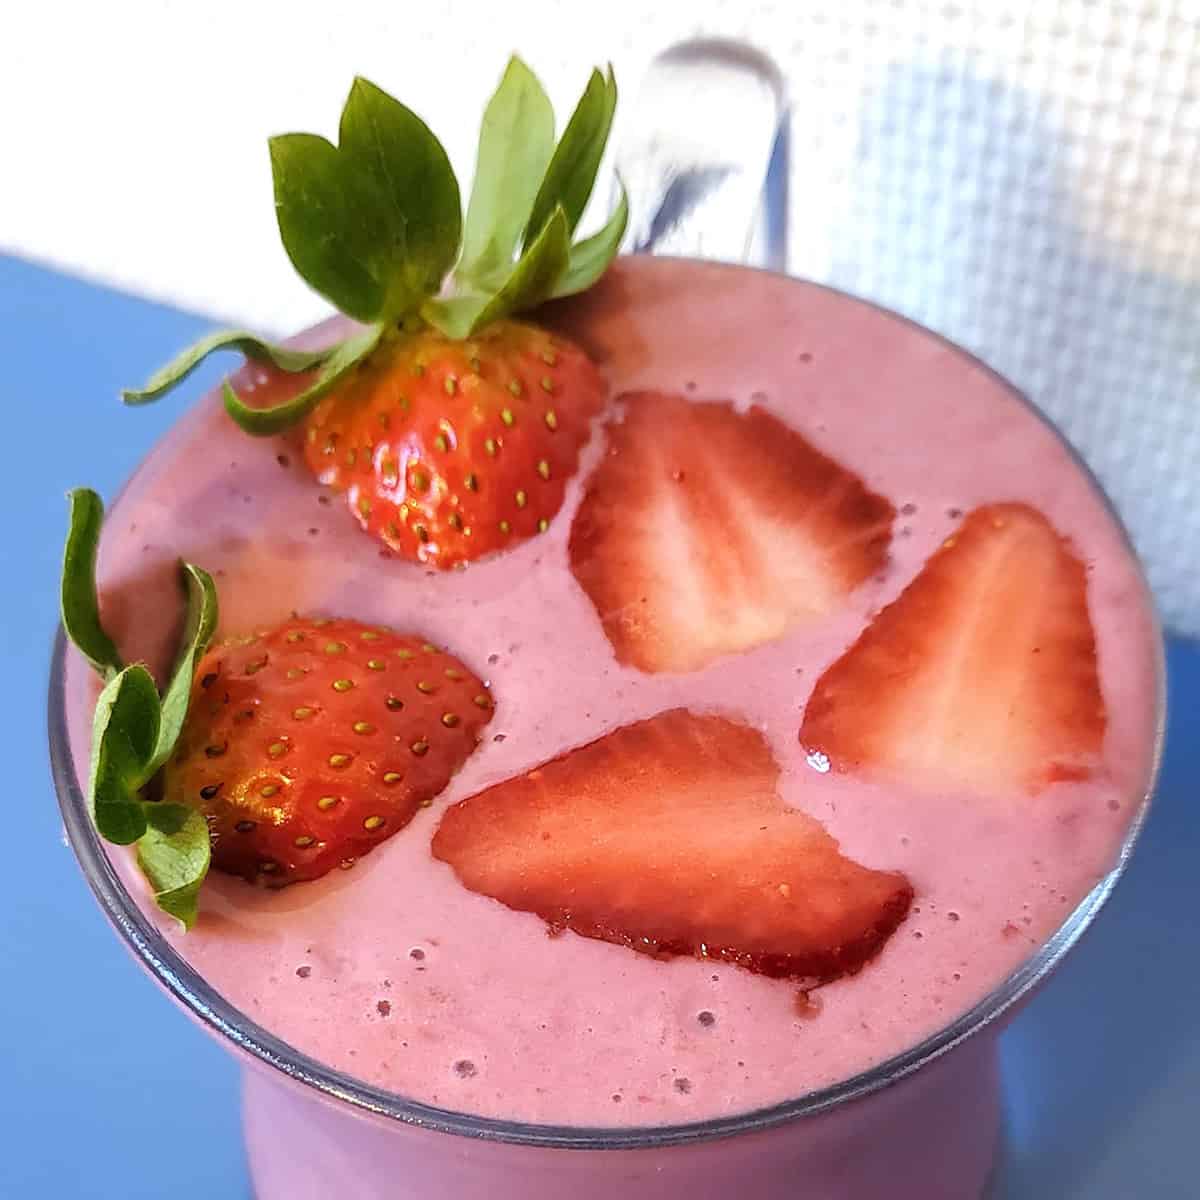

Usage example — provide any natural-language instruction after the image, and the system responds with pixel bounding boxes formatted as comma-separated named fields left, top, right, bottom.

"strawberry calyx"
left=61, top=488, right=218, bottom=929
left=122, top=57, right=627, bottom=436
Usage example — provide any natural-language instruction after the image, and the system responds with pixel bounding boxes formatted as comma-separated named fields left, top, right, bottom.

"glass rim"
left=47, top=257, right=1168, bottom=1151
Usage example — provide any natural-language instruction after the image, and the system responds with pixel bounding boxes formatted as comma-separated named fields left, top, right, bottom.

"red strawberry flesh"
left=801, top=502, right=1107, bottom=796
left=433, top=709, right=912, bottom=984
left=303, top=320, right=605, bottom=568
left=568, top=393, right=895, bottom=674
left=164, top=618, right=493, bottom=885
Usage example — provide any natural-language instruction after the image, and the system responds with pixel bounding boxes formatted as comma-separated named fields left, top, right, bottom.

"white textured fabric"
left=3, top=0, right=1198, bottom=629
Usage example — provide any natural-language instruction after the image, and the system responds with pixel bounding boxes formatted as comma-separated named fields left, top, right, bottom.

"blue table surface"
left=1, top=253, right=1196, bottom=1198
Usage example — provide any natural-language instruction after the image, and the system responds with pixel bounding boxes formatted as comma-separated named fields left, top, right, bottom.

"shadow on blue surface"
left=1, top=253, right=1195, bottom=1197
left=995, top=637, right=1200, bottom=1198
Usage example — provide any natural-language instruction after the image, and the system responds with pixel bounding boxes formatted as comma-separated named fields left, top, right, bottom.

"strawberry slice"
left=433, top=709, right=912, bottom=983
left=304, top=320, right=605, bottom=568
left=568, top=393, right=895, bottom=673
left=801, top=503, right=1107, bottom=796
left=165, top=618, right=494, bottom=885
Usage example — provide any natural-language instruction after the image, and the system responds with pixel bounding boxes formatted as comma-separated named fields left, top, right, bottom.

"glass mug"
left=47, top=41, right=1164, bottom=1200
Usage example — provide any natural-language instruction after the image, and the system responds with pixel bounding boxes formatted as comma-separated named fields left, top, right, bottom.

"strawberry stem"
left=118, top=56, right=626, bottom=420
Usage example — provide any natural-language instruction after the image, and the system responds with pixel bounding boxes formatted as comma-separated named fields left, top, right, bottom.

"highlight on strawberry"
left=60, top=489, right=493, bottom=928
left=122, top=58, right=625, bottom=569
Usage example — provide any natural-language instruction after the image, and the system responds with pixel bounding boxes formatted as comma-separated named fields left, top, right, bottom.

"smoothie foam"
left=62, top=257, right=1160, bottom=1127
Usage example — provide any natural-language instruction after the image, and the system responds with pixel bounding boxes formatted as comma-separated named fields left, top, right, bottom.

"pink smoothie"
left=62, top=257, right=1160, bottom=1129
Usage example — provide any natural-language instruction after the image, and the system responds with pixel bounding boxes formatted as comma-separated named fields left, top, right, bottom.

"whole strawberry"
left=304, top=320, right=603, bottom=568
left=124, top=58, right=626, bottom=568
left=168, top=618, right=493, bottom=884
left=59, top=490, right=495, bottom=926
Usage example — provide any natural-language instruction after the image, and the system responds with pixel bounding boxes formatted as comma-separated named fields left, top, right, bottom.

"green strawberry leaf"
left=552, top=176, right=629, bottom=298
left=223, top=323, right=382, bottom=435
left=61, top=489, right=124, bottom=680
left=88, top=665, right=161, bottom=844
left=63, top=490, right=217, bottom=927
left=121, top=61, right=626, bottom=418
left=425, top=207, right=570, bottom=339
left=524, top=66, right=617, bottom=245
left=147, top=562, right=218, bottom=777
left=121, top=331, right=333, bottom=406
left=458, top=56, right=556, bottom=284
left=271, top=78, right=461, bottom=324
left=339, top=77, right=462, bottom=319
left=270, top=132, right=396, bottom=323
left=137, top=804, right=211, bottom=931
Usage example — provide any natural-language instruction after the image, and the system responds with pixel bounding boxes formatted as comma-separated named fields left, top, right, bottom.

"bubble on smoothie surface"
left=900, top=502, right=917, bottom=515
left=947, top=911, right=961, bottom=922
left=805, top=750, right=831, bottom=773
left=453, top=1059, right=478, bottom=1079
left=295, top=965, right=311, bottom=979
left=409, top=947, right=426, bottom=961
